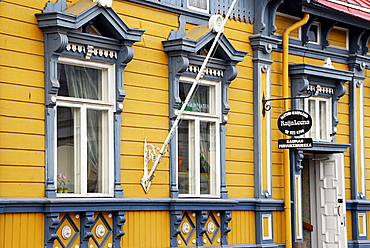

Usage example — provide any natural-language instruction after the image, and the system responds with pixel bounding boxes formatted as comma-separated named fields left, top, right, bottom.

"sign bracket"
left=262, top=86, right=317, bottom=116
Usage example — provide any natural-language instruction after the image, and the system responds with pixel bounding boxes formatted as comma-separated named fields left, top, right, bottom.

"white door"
left=311, top=153, right=347, bottom=248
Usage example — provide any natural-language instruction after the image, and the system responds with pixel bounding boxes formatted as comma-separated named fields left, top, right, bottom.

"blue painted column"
left=250, top=34, right=280, bottom=246
left=45, top=212, right=60, bottom=248
left=113, top=211, right=126, bottom=247
left=348, top=55, right=369, bottom=247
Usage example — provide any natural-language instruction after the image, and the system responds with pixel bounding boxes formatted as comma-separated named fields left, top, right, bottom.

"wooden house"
left=1, top=0, right=370, bottom=247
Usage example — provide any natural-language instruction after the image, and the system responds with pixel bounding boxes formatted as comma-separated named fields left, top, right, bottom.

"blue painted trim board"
left=0, top=197, right=284, bottom=213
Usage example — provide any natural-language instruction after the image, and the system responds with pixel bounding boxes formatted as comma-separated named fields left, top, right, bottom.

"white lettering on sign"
left=284, top=129, right=307, bottom=136
left=280, top=120, right=311, bottom=127
left=278, top=138, right=313, bottom=149
left=279, top=110, right=309, bottom=120
left=278, top=110, right=312, bottom=136
left=278, top=143, right=313, bottom=149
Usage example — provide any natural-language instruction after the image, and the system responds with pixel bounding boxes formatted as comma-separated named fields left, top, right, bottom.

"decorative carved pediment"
left=36, top=0, right=145, bottom=109
left=290, top=63, right=353, bottom=142
left=163, top=24, right=247, bottom=120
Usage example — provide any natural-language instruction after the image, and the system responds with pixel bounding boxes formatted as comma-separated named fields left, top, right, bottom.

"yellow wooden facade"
left=1, top=0, right=370, bottom=247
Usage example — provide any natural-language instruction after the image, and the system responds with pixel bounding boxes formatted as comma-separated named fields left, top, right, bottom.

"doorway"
left=301, top=153, right=347, bottom=248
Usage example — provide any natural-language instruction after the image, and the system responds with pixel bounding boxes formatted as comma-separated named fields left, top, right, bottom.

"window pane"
left=308, top=99, right=316, bottom=139
left=319, top=100, right=327, bottom=140
left=303, top=97, right=331, bottom=141
left=87, top=109, right=103, bottom=193
left=178, top=120, right=190, bottom=194
left=200, top=121, right=211, bottom=194
left=58, top=64, right=102, bottom=100
left=57, top=106, right=79, bottom=194
left=179, top=82, right=210, bottom=113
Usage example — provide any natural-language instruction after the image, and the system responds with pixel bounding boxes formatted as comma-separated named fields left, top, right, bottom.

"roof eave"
left=302, top=2, right=370, bottom=30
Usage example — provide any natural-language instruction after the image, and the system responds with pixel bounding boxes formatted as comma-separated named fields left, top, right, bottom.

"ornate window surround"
left=36, top=0, right=144, bottom=197
left=163, top=25, right=247, bottom=198
left=289, top=63, right=353, bottom=151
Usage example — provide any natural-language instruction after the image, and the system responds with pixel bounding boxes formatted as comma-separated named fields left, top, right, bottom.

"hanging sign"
left=278, top=110, right=312, bottom=136
left=278, top=138, right=313, bottom=149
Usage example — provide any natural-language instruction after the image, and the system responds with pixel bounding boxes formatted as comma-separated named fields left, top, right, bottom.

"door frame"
left=308, top=153, right=347, bottom=248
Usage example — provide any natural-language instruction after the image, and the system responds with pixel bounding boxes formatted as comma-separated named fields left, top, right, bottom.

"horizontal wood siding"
left=328, top=27, right=348, bottom=49
left=0, top=1, right=359, bottom=246
left=225, top=20, right=255, bottom=198
left=270, top=50, right=286, bottom=199
left=113, top=1, right=178, bottom=197
left=122, top=211, right=170, bottom=248
left=0, top=0, right=45, bottom=197
left=0, top=213, right=44, bottom=248
left=275, top=14, right=300, bottom=38
left=115, top=1, right=256, bottom=198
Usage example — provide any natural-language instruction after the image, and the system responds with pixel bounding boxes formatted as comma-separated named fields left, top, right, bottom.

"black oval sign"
left=278, top=110, right=312, bottom=136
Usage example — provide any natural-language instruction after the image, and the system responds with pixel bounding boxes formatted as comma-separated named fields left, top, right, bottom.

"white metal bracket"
left=141, top=138, right=162, bottom=193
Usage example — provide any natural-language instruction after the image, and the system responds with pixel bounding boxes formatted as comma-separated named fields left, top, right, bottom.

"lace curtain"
left=63, top=64, right=101, bottom=193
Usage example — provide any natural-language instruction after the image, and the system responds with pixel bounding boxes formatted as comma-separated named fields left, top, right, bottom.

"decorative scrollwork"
left=262, top=85, right=318, bottom=117
left=141, top=138, right=169, bottom=192
left=46, top=212, right=60, bottom=243
left=114, top=211, right=126, bottom=241
left=144, top=139, right=161, bottom=164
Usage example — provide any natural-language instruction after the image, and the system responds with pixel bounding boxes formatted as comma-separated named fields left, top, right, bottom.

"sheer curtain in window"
left=63, top=65, right=101, bottom=192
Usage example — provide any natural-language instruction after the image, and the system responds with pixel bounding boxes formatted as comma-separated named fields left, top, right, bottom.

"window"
left=56, top=57, right=114, bottom=197
left=37, top=0, right=144, bottom=198
left=301, top=96, right=332, bottom=142
left=163, top=23, right=246, bottom=200
left=188, top=0, right=209, bottom=13
left=307, top=23, right=320, bottom=44
left=177, top=77, right=220, bottom=197
left=328, top=26, right=349, bottom=50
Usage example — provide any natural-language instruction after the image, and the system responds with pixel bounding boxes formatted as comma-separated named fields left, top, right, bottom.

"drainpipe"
left=282, top=13, right=309, bottom=248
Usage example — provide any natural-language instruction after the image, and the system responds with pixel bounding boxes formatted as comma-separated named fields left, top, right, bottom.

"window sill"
left=178, top=194, right=220, bottom=199
left=56, top=193, right=114, bottom=198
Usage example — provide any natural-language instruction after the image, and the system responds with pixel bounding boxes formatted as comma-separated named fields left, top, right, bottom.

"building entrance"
left=302, top=153, right=347, bottom=248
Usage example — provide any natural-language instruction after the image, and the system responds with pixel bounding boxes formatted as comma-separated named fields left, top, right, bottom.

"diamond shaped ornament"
left=178, top=211, right=196, bottom=246
left=204, top=211, right=221, bottom=245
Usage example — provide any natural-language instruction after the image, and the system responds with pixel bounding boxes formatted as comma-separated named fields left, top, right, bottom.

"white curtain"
left=63, top=64, right=100, bottom=193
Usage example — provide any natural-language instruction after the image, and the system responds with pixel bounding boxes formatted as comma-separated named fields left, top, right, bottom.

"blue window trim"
left=163, top=19, right=247, bottom=199
left=36, top=0, right=144, bottom=198
left=289, top=63, right=352, bottom=144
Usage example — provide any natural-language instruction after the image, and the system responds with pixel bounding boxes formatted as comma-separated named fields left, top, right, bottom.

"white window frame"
left=301, top=96, right=332, bottom=142
left=187, top=0, right=209, bottom=13
left=307, top=22, right=321, bottom=45
left=176, top=76, right=221, bottom=198
left=329, top=26, right=349, bottom=50
left=55, top=57, right=115, bottom=197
